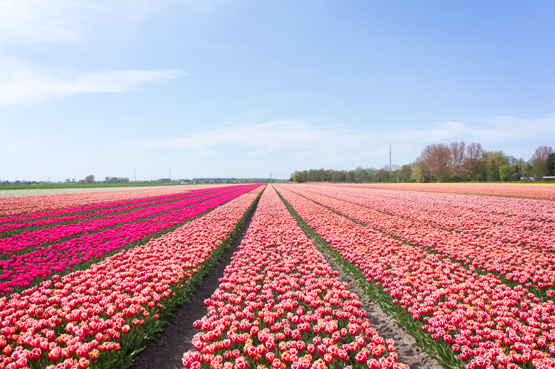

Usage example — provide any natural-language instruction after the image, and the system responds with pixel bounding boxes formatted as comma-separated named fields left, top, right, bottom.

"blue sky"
left=1, top=0, right=553, bottom=181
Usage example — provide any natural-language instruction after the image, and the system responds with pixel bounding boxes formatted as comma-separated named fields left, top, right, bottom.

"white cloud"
left=129, top=119, right=397, bottom=169
left=0, top=2, right=81, bottom=45
left=0, top=1, right=158, bottom=46
left=137, top=120, right=372, bottom=155
left=127, top=114, right=555, bottom=169
left=0, top=1, right=184, bottom=105
left=467, top=115, right=555, bottom=144
left=0, top=68, right=186, bottom=104
left=394, top=121, right=466, bottom=142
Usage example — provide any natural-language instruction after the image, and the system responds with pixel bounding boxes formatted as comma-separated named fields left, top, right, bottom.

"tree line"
left=290, top=143, right=555, bottom=183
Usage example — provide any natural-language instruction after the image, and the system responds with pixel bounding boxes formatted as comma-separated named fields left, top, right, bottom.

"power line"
left=389, top=143, right=392, bottom=177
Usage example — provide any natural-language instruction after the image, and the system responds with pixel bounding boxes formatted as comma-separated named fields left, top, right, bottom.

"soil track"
left=128, top=195, right=261, bottom=369
left=310, top=239, right=443, bottom=369
left=278, top=189, right=443, bottom=369
left=129, top=185, right=442, bottom=369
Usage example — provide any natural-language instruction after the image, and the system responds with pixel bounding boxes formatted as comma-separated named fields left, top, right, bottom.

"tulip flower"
left=182, top=186, right=408, bottom=369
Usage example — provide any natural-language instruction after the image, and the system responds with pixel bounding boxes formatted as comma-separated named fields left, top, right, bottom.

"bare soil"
left=128, top=199, right=260, bottom=369
left=310, top=240, right=443, bottom=369
left=129, top=193, right=443, bottom=369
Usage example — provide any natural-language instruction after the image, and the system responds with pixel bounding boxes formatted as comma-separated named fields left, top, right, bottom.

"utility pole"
left=389, top=143, right=392, bottom=180
left=133, top=169, right=136, bottom=183
left=169, top=168, right=171, bottom=181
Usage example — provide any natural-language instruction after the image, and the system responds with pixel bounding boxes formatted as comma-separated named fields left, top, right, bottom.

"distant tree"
left=84, top=175, right=95, bottom=184
left=290, top=171, right=306, bottom=183
left=398, top=164, right=412, bottom=182
left=449, top=141, right=466, bottom=179
left=330, top=170, right=346, bottom=182
left=485, top=151, right=508, bottom=181
left=499, top=165, right=509, bottom=182
left=464, top=142, right=486, bottom=181
left=531, top=146, right=554, bottom=161
left=521, top=161, right=533, bottom=178
left=372, top=169, right=389, bottom=182
left=547, top=152, right=555, bottom=176
left=531, top=146, right=554, bottom=178
left=508, top=162, right=521, bottom=181
left=411, top=161, right=427, bottom=183
left=420, top=144, right=451, bottom=182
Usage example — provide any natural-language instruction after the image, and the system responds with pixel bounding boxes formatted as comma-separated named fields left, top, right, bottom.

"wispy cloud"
left=0, top=68, right=186, bottom=104
left=127, top=114, right=555, bottom=168
left=0, top=2, right=82, bottom=45
left=0, top=1, right=157, bottom=46
left=135, top=120, right=369, bottom=154
left=467, top=115, right=555, bottom=144
left=0, top=1, right=184, bottom=105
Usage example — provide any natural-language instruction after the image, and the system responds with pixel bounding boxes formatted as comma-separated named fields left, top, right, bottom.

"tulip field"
left=274, top=184, right=555, bottom=369
left=1, top=183, right=555, bottom=369
left=182, top=185, right=409, bottom=369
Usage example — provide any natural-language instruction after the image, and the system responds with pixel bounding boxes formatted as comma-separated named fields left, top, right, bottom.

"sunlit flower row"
left=0, top=187, right=226, bottom=234
left=0, top=185, right=260, bottom=296
left=0, top=184, right=224, bottom=217
left=302, top=185, right=555, bottom=253
left=1, top=187, right=240, bottom=256
left=328, top=183, right=555, bottom=201
left=0, top=185, right=263, bottom=369
left=288, top=185, right=555, bottom=294
left=182, top=185, right=409, bottom=369
left=276, top=185, right=555, bottom=369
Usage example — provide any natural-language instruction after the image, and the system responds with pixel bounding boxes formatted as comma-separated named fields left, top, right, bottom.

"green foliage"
left=547, top=152, right=555, bottom=176
left=499, top=165, right=509, bottom=182
left=0, top=183, right=187, bottom=190
left=289, top=143, right=553, bottom=183
left=411, top=163, right=427, bottom=183
left=485, top=151, right=508, bottom=181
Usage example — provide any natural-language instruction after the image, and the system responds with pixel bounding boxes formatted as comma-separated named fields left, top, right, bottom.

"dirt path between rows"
left=310, top=239, right=444, bottom=369
left=129, top=187, right=443, bottom=369
left=128, top=198, right=261, bottom=369
left=277, top=188, right=444, bottom=369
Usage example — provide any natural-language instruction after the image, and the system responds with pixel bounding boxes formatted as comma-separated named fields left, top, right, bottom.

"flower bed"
left=0, top=185, right=228, bottom=217
left=182, top=185, right=409, bottom=369
left=0, top=185, right=260, bottom=296
left=276, top=185, right=555, bottom=369
left=0, top=186, right=263, bottom=369
left=287, top=185, right=555, bottom=295
left=0, top=187, right=226, bottom=233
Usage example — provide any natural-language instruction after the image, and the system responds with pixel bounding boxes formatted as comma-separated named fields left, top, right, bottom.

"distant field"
left=319, top=182, right=555, bottom=200
left=0, top=182, right=185, bottom=190
left=2, top=183, right=555, bottom=369
left=0, top=184, right=223, bottom=197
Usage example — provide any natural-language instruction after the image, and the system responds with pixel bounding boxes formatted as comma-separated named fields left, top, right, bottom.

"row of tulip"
left=0, top=185, right=223, bottom=217
left=0, top=186, right=243, bottom=257
left=182, top=185, right=409, bottom=369
left=0, top=185, right=264, bottom=369
left=0, top=187, right=227, bottom=234
left=303, top=185, right=554, bottom=252
left=275, top=185, right=555, bottom=369
left=0, top=185, right=261, bottom=296
left=328, top=183, right=555, bottom=201
left=287, top=185, right=555, bottom=296
left=1, top=189, right=204, bottom=226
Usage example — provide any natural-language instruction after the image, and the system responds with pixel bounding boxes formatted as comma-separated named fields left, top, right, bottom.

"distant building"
left=191, top=178, right=238, bottom=184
